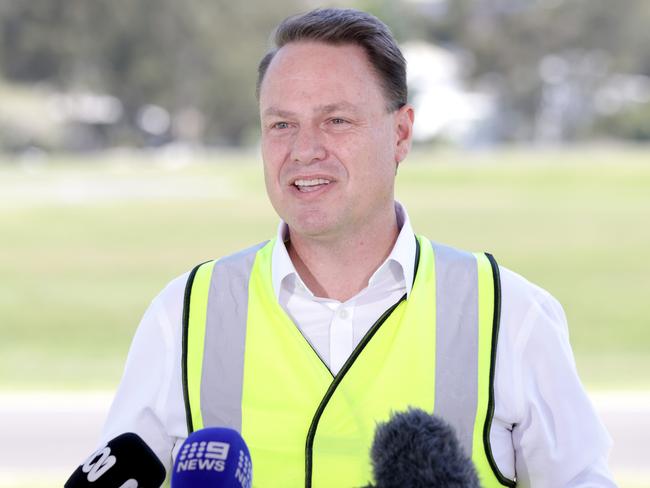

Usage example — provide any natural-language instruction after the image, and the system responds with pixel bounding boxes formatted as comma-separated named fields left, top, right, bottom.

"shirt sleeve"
left=496, top=267, right=617, bottom=487
left=98, top=272, right=190, bottom=477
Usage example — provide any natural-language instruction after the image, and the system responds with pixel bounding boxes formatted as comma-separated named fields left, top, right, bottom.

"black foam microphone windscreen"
left=370, top=408, right=480, bottom=488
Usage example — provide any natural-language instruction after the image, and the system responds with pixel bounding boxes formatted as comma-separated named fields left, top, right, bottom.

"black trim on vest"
left=304, top=237, right=421, bottom=488
left=484, top=253, right=517, bottom=487
left=412, top=234, right=421, bottom=284
left=181, top=261, right=210, bottom=436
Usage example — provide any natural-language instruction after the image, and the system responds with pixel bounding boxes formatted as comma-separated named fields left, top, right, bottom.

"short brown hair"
left=257, top=8, right=407, bottom=112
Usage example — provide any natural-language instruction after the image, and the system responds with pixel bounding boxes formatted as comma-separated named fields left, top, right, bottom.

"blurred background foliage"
left=1, top=0, right=650, bottom=152
left=0, top=0, right=304, bottom=150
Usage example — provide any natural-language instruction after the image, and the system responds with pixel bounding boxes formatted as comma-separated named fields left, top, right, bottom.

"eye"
left=330, top=118, right=348, bottom=125
left=271, top=121, right=290, bottom=130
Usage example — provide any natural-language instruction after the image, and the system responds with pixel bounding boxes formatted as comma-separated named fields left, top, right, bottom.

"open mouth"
left=292, top=178, right=332, bottom=193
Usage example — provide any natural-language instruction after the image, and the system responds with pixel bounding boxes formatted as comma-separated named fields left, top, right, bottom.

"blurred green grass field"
left=1, top=147, right=649, bottom=391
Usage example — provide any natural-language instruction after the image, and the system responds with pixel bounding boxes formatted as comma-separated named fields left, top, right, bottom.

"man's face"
left=259, top=41, right=413, bottom=242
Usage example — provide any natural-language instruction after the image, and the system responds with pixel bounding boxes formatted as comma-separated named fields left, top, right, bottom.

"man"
left=100, top=8, right=615, bottom=487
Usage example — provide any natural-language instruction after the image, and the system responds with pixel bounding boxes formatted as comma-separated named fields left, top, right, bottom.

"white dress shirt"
left=100, top=203, right=616, bottom=487
left=272, top=203, right=416, bottom=375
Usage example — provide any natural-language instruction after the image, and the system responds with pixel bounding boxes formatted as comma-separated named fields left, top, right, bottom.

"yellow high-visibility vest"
left=182, top=236, right=515, bottom=487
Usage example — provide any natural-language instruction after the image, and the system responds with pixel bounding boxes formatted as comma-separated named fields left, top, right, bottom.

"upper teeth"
left=294, top=178, right=331, bottom=187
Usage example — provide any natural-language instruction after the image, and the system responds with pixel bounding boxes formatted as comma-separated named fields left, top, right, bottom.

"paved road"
left=1, top=390, right=648, bottom=487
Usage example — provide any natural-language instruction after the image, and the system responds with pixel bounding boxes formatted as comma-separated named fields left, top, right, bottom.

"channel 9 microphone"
left=64, top=432, right=166, bottom=487
left=365, top=408, right=480, bottom=488
left=171, top=427, right=252, bottom=488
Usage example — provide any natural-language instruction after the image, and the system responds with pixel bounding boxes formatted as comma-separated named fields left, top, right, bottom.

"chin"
left=287, top=215, right=338, bottom=240
left=290, top=223, right=331, bottom=239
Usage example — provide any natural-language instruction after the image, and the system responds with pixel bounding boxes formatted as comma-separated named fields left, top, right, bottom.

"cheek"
left=261, top=157, right=282, bottom=203
left=260, top=137, right=276, bottom=164
left=263, top=162, right=285, bottom=204
left=261, top=139, right=286, bottom=181
left=262, top=161, right=273, bottom=189
left=352, top=128, right=396, bottom=180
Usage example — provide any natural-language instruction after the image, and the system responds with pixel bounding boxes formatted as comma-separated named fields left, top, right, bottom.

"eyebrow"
left=316, top=102, right=360, bottom=115
left=262, top=102, right=360, bottom=118
left=262, top=107, right=295, bottom=118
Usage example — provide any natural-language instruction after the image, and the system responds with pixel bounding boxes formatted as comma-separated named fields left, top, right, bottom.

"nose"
left=290, top=125, right=326, bottom=164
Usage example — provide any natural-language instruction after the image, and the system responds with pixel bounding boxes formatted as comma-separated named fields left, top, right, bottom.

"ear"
left=394, top=104, right=415, bottom=166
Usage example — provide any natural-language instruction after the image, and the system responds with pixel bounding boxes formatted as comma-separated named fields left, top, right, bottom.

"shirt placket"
left=329, top=302, right=355, bottom=375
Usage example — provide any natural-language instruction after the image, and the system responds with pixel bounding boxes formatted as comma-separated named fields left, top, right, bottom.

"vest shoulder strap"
left=182, top=241, right=269, bottom=433
left=430, top=241, right=512, bottom=486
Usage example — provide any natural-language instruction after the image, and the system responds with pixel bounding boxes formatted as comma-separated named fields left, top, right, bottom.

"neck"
left=287, top=206, right=400, bottom=302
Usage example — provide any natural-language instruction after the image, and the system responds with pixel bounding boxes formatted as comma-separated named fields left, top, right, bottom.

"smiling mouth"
left=292, top=178, right=332, bottom=193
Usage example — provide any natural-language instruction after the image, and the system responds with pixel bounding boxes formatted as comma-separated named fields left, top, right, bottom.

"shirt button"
left=338, top=309, right=349, bottom=319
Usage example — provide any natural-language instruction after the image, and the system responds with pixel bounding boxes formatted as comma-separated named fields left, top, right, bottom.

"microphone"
left=64, top=432, right=166, bottom=487
left=368, top=408, right=480, bottom=488
left=171, top=427, right=252, bottom=488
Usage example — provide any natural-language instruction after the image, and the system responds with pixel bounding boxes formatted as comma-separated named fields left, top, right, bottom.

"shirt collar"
left=271, top=201, right=417, bottom=300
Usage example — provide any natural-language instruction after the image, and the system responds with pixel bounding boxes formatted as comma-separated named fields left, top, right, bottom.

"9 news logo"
left=176, top=440, right=229, bottom=472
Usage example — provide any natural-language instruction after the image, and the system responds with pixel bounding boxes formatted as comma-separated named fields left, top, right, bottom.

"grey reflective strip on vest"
left=431, top=241, right=479, bottom=457
left=200, top=242, right=267, bottom=431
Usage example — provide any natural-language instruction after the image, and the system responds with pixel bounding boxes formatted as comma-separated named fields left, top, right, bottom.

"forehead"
left=259, top=41, right=386, bottom=112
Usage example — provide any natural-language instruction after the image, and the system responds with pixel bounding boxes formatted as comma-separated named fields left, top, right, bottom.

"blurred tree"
left=0, top=0, right=303, bottom=146
left=595, top=102, right=650, bottom=141
left=411, top=0, right=650, bottom=142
